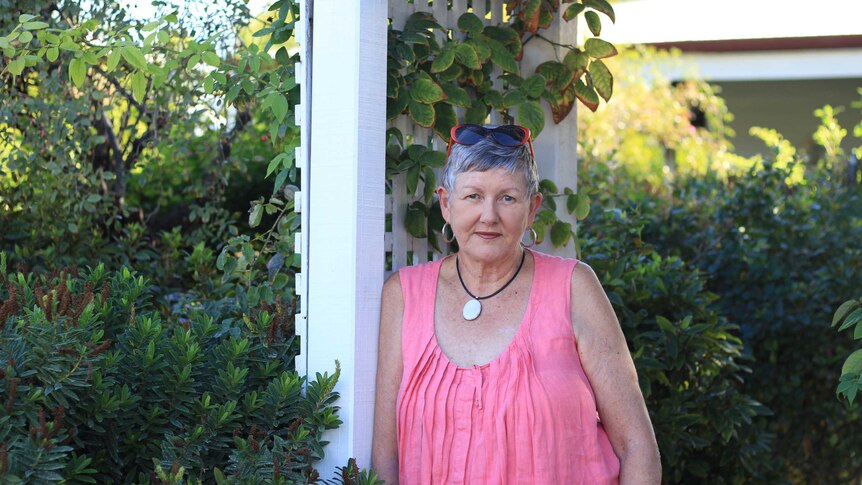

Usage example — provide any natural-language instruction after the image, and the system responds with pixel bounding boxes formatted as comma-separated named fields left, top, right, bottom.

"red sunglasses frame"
left=446, top=124, right=535, bottom=159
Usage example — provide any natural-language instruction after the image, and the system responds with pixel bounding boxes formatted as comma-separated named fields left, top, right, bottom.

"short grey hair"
left=442, top=137, right=539, bottom=196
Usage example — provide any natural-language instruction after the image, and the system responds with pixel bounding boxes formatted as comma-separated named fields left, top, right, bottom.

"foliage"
left=577, top=46, right=743, bottom=189
left=641, top=152, right=862, bottom=484
left=578, top=206, right=779, bottom=484
left=834, top=297, right=862, bottom=406
left=0, top=262, right=345, bottom=483
left=386, top=1, right=617, bottom=253
left=0, top=0, right=291, bottom=279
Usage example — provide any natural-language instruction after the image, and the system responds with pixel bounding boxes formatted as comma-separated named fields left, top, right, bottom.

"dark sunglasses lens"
left=492, top=126, right=527, bottom=146
left=454, top=125, right=487, bottom=145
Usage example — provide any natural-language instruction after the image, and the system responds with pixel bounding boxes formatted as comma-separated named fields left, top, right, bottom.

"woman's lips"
left=475, top=232, right=500, bottom=239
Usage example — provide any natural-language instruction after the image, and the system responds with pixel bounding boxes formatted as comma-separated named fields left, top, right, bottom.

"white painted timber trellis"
left=299, top=0, right=578, bottom=476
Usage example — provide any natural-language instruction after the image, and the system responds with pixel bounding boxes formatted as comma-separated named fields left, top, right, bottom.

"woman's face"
left=438, top=168, right=542, bottom=263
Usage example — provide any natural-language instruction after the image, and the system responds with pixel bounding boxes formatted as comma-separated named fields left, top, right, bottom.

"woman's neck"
left=456, top=248, right=527, bottom=295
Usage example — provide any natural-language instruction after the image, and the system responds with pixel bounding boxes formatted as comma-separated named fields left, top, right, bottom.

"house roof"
left=599, top=0, right=862, bottom=46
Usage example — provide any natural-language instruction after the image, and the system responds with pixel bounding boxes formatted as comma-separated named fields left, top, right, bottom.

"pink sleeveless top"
left=396, top=250, right=620, bottom=485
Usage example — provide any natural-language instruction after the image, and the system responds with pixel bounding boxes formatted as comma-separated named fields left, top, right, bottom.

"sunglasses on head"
left=446, top=124, right=534, bottom=159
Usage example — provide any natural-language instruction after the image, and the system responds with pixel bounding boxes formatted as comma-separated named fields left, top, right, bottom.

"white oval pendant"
left=462, top=298, right=482, bottom=321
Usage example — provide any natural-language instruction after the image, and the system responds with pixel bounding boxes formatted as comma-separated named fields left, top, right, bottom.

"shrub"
left=0, top=263, right=345, bottom=483
left=579, top=207, right=779, bottom=484
left=638, top=151, right=862, bottom=483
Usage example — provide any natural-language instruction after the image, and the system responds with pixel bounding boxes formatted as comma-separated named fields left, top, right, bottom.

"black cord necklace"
left=456, top=250, right=526, bottom=321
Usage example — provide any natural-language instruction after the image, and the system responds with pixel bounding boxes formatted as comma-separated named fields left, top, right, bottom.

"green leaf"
left=567, top=194, right=577, bottom=214
left=405, top=201, right=427, bottom=238
left=465, top=98, right=488, bottom=125
left=131, top=71, right=147, bottom=103
left=423, top=166, right=437, bottom=203
left=272, top=168, right=289, bottom=194
left=410, top=78, right=446, bottom=104
left=157, top=30, right=169, bottom=44
left=431, top=44, right=455, bottom=73
left=838, top=308, right=862, bottom=332
left=8, top=57, right=25, bottom=76
left=656, top=316, right=675, bottom=333
left=486, top=38, right=519, bottom=74
left=833, top=300, right=860, bottom=327
left=18, top=31, right=32, bottom=44
left=69, top=58, right=86, bottom=86
left=268, top=93, right=289, bottom=122
left=106, top=49, right=120, bottom=72
left=457, top=13, right=484, bottom=37
left=266, top=153, right=289, bottom=178
left=122, top=46, right=148, bottom=70
left=484, top=91, right=504, bottom=110
left=563, top=3, right=586, bottom=22
left=521, top=74, right=545, bottom=99
left=409, top=99, right=435, bottom=127
left=842, top=349, right=862, bottom=375
left=441, top=84, right=471, bottom=108
left=588, top=59, right=613, bottom=101
left=202, top=51, right=221, bottom=67
left=584, top=38, right=618, bottom=59
left=45, top=46, right=59, bottom=62
left=420, top=150, right=446, bottom=168
left=517, top=100, right=545, bottom=137
left=249, top=204, right=263, bottom=228
left=503, top=90, right=526, bottom=108
left=18, top=14, right=36, bottom=23
left=539, top=179, right=558, bottom=193
left=387, top=89, right=409, bottom=120
left=434, top=103, right=458, bottom=141
left=574, top=80, right=600, bottom=112
left=186, top=54, right=200, bottom=70
left=454, top=43, right=481, bottom=70
left=407, top=163, right=421, bottom=195
left=23, top=21, right=49, bottom=30
left=585, top=11, right=602, bottom=36
left=213, top=467, right=228, bottom=485
left=575, top=193, right=591, bottom=220
left=585, top=0, right=616, bottom=23
left=564, top=49, right=590, bottom=79
left=550, top=220, right=572, bottom=247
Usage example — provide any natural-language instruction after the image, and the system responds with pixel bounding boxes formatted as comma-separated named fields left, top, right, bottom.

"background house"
left=600, top=0, right=862, bottom=159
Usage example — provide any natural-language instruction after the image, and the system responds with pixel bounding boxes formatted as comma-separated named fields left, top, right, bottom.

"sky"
left=119, top=0, right=862, bottom=44
left=120, top=0, right=273, bottom=20
left=601, top=0, right=862, bottom=44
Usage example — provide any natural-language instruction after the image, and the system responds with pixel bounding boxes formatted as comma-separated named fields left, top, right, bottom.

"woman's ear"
left=437, top=186, right=451, bottom=221
left=527, top=191, right=543, bottom=225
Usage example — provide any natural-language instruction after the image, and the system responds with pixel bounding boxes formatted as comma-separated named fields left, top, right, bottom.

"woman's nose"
left=479, top=199, right=499, bottom=223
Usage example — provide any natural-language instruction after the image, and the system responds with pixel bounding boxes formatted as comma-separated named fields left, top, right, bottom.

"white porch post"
left=306, top=0, right=387, bottom=474
left=522, top=10, right=579, bottom=257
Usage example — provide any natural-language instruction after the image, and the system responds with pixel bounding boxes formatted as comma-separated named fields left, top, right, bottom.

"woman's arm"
left=371, top=272, right=404, bottom=484
left=570, top=263, right=661, bottom=485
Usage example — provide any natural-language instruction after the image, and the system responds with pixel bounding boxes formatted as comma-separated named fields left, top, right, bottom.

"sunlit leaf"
left=588, top=59, right=613, bottom=101
left=562, top=3, right=586, bottom=22
left=584, top=38, right=618, bottom=59
left=584, top=0, right=616, bottom=23
left=585, top=11, right=602, bottom=36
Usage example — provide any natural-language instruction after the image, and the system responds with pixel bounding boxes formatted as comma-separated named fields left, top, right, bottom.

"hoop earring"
left=521, top=227, right=538, bottom=248
left=442, top=222, right=456, bottom=243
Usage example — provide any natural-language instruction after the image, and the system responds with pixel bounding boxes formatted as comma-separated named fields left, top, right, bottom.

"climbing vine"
left=386, top=0, right=616, bottom=252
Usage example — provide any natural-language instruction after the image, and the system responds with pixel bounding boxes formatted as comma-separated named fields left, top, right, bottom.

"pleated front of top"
left=396, top=250, right=621, bottom=485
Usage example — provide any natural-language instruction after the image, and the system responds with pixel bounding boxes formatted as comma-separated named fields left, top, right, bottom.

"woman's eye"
left=466, top=194, right=480, bottom=200
left=502, top=195, right=515, bottom=202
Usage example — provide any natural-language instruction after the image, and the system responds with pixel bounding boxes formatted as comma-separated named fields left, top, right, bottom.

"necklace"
left=456, top=250, right=527, bottom=321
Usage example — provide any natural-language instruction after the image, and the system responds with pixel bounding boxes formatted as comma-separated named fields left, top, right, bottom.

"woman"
left=373, top=124, right=660, bottom=484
